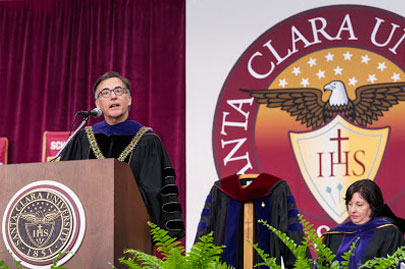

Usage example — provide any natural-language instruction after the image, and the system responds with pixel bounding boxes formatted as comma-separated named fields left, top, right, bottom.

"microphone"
left=76, top=108, right=103, bottom=118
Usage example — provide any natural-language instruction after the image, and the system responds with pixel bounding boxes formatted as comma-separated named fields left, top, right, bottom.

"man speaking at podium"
left=60, top=71, right=185, bottom=239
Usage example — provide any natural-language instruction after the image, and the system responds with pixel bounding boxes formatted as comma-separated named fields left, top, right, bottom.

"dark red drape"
left=0, top=0, right=185, bottom=226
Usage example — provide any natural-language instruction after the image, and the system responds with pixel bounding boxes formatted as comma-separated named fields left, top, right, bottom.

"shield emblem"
left=289, top=115, right=389, bottom=223
left=25, top=222, right=55, bottom=248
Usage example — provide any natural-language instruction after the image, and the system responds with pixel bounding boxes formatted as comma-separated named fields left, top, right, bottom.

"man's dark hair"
left=93, top=71, right=131, bottom=98
left=344, top=179, right=384, bottom=218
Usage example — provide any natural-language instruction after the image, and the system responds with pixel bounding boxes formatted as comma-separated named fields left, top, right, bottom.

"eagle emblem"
left=18, top=210, right=61, bottom=225
left=242, top=80, right=401, bottom=223
left=19, top=210, right=61, bottom=247
left=243, top=80, right=405, bottom=128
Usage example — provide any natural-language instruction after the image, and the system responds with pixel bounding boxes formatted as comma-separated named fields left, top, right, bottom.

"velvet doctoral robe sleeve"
left=268, top=180, right=310, bottom=268
left=128, top=133, right=184, bottom=239
left=194, top=182, right=226, bottom=247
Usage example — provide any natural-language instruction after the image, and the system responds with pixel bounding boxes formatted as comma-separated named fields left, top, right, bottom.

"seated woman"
left=322, top=179, right=405, bottom=268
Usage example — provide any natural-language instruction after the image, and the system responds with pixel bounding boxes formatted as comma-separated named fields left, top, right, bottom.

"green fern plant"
left=359, top=246, right=405, bottom=269
left=186, top=228, right=228, bottom=268
left=255, top=216, right=405, bottom=268
left=50, top=251, right=71, bottom=269
left=248, top=240, right=281, bottom=269
left=255, top=216, right=357, bottom=268
left=114, top=222, right=232, bottom=269
left=150, top=222, right=186, bottom=268
left=113, top=218, right=405, bottom=268
left=0, top=250, right=22, bottom=269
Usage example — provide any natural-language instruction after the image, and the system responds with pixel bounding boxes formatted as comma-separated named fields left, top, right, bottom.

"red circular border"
left=212, top=5, right=405, bottom=228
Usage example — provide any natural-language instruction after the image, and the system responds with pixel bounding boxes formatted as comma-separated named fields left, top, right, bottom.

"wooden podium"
left=0, top=159, right=152, bottom=268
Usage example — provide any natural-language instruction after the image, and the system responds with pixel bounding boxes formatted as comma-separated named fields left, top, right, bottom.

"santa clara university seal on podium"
left=2, top=181, right=85, bottom=268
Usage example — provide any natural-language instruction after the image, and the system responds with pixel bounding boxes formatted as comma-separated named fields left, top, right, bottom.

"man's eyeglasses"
left=97, top=87, right=128, bottom=99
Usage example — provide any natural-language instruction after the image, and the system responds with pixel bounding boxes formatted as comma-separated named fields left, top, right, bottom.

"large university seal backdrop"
left=213, top=5, right=405, bottom=233
left=2, top=180, right=85, bottom=268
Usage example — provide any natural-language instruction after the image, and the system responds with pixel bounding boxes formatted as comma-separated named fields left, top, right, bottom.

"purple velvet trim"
left=201, top=208, right=210, bottom=217
left=223, top=198, right=240, bottom=267
left=331, top=218, right=391, bottom=268
left=288, top=208, right=299, bottom=218
left=336, top=228, right=374, bottom=268
left=288, top=222, right=303, bottom=231
left=287, top=194, right=296, bottom=204
left=205, top=194, right=212, bottom=204
left=92, top=119, right=153, bottom=136
left=197, top=222, right=207, bottom=231
left=331, top=218, right=390, bottom=233
left=255, top=197, right=271, bottom=255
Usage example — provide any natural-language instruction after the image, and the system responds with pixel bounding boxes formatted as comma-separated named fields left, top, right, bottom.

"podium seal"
left=2, top=181, right=86, bottom=268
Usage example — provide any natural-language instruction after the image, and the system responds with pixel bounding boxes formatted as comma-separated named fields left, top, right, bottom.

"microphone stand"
left=50, top=116, right=90, bottom=162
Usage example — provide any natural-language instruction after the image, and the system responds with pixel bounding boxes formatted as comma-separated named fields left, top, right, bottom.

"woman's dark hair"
left=344, top=179, right=384, bottom=218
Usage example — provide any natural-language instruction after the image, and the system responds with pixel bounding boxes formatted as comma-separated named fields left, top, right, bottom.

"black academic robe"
left=60, top=120, right=184, bottom=239
left=195, top=173, right=307, bottom=268
left=322, top=218, right=405, bottom=268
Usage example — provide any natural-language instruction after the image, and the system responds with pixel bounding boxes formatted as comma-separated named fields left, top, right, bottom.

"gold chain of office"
left=85, top=126, right=152, bottom=162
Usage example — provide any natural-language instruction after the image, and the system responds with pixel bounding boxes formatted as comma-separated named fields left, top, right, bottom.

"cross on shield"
left=25, top=222, right=55, bottom=248
left=289, top=115, right=389, bottom=223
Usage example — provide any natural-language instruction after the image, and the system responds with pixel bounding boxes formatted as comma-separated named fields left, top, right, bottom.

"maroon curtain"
left=0, top=0, right=185, bottom=226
